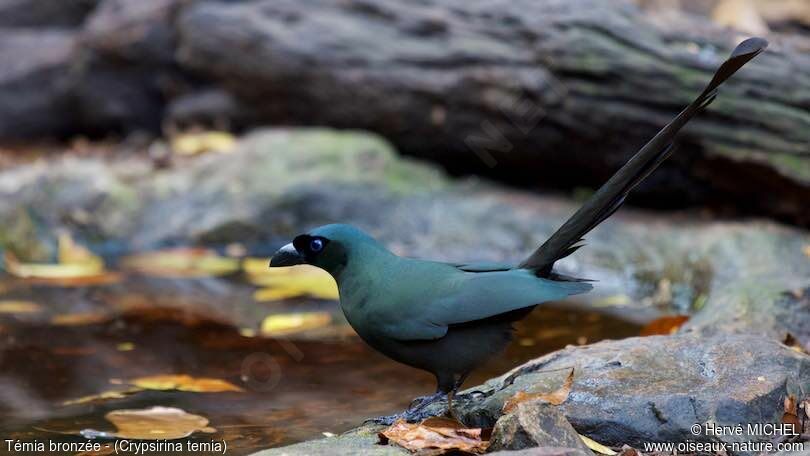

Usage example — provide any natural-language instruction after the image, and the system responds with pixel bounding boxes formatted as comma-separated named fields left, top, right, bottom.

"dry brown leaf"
left=82, top=406, right=216, bottom=440
left=639, top=315, right=690, bottom=336
left=120, top=248, right=240, bottom=278
left=0, top=300, right=41, bottom=314
left=783, top=395, right=802, bottom=430
left=502, top=368, right=574, bottom=413
left=784, top=333, right=809, bottom=355
left=580, top=434, right=618, bottom=455
left=129, top=374, right=244, bottom=393
left=260, top=312, right=332, bottom=336
left=379, top=418, right=489, bottom=454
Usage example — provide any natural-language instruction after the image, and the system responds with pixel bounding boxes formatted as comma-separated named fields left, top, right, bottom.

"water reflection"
left=0, top=274, right=640, bottom=454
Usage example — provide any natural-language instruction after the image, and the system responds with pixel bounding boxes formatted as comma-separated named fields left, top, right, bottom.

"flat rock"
left=451, top=333, right=809, bottom=451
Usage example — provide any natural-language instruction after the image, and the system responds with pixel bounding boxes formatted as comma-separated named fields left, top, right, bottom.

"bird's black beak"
left=269, top=243, right=305, bottom=267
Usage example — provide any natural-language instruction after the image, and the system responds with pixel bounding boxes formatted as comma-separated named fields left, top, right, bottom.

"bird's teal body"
left=268, top=38, right=767, bottom=423
left=307, top=224, right=591, bottom=391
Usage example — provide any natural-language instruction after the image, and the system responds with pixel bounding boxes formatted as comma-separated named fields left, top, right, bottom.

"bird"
left=268, top=38, right=767, bottom=424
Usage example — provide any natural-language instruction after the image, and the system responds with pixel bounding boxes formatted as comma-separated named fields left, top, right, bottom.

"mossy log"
left=174, top=0, right=810, bottom=223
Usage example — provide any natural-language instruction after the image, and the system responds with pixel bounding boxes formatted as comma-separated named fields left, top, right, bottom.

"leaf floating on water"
left=260, top=312, right=332, bottom=336
left=502, top=368, right=574, bottom=412
left=120, top=248, right=240, bottom=278
left=171, top=131, right=236, bottom=156
left=639, top=315, right=690, bottom=336
left=62, top=388, right=143, bottom=406
left=129, top=374, right=244, bottom=393
left=378, top=418, right=489, bottom=454
left=579, top=434, right=617, bottom=455
left=0, top=300, right=41, bottom=314
left=246, top=262, right=338, bottom=301
left=81, top=406, right=216, bottom=440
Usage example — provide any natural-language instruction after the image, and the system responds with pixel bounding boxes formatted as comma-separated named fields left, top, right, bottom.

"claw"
left=366, top=393, right=448, bottom=425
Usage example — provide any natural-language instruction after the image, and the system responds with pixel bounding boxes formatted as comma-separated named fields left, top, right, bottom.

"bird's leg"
left=407, top=391, right=445, bottom=411
left=445, top=373, right=469, bottom=424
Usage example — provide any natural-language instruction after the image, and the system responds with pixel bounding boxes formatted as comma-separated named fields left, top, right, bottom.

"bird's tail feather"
left=520, top=37, right=767, bottom=276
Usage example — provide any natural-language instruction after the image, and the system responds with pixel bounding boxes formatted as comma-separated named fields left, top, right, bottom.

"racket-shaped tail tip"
left=732, top=37, right=768, bottom=59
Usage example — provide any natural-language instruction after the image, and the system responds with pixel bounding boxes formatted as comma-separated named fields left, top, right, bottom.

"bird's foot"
left=365, top=392, right=447, bottom=425
left=365, top=407, right=444, bottom=425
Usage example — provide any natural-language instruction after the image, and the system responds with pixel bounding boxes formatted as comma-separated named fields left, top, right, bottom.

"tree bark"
left=174, top=0, right=810, bottom=223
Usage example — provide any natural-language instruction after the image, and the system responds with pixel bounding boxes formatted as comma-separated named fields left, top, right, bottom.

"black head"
left=268, top=224, right=384, bottom=276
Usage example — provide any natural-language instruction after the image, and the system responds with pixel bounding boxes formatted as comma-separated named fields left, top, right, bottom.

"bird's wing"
left=375, top=269, right=591, bottom=341
left=447, top=261, right=513, bottom=272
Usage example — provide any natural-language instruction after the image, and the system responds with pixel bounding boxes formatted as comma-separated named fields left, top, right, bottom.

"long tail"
left=521, top=37, right=768, bottom=276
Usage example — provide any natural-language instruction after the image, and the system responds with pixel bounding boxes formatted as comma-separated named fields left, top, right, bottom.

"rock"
left=0, top=0, right=99, bottom=27
left=489, top=402, right=593, bottom=453
left=249, top=424, right=406, bottom=456
left=0, top=28, right=77, bottom=139
left=490, top=449, right=593, bottom=456
left=451, top=333, right=809, bottom=451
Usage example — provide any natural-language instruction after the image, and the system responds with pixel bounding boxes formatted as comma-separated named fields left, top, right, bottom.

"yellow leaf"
left=579, top=434, right=617, bottom=455
left=246, top=263, right=338, bottom=301
left=120, top=248, right=239, bottom=278
left=4, top=234, right=106, bottom=280
left=50, top=312, right=110, bottom=326
left=116, top=342, right=135, bottom=352
left=171, top=131, right=236, bottom=156
left=62, top=388, right=142, bottom=406
left=0, top=300, right=41, bottom=314
left=83, top=406, right=216, bottom=440
left=260, top=312, right=332, bottom=336
left=128, top=374, right=244, bottom=393
left=502, top=368, right=574, bottom=413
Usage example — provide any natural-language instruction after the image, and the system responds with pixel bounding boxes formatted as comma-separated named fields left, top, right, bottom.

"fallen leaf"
left=0, top=300, right=41, bottom=314
left=81, top=406, right=216, bottom=440
left=171, top=131, right=236, bottom=156
left=580, top=434, right=617, bottom=455
left=3, top=234, right=110, bottom=282
left=639, top=315, right=690, bottom=336
left=50, top=312, right=111, bottom=326
left=116, top=342, right=135, bottom=352
left=246, top=262, right=338, bottom=301
left=129, top=374, right=244, bottom=393
left=379, top=418, right=489, bottom=454
left=783, top=395, right=801, bottom=430
left=260, top=312, right=332, bottom=336
left=62, top=388, right=142, bottom=406
left=120, top=248, right=240, bottom=278
left=712, top=0, right=770, bottom=34
left=784, top=333, right=809, bottom=354
left=502, top=369, right=574, bottom=413
left=593, top=295, right=631, bottom=307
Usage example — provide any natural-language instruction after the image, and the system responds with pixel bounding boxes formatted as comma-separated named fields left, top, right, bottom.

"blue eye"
left=309, top=238, right=324, bottom=253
